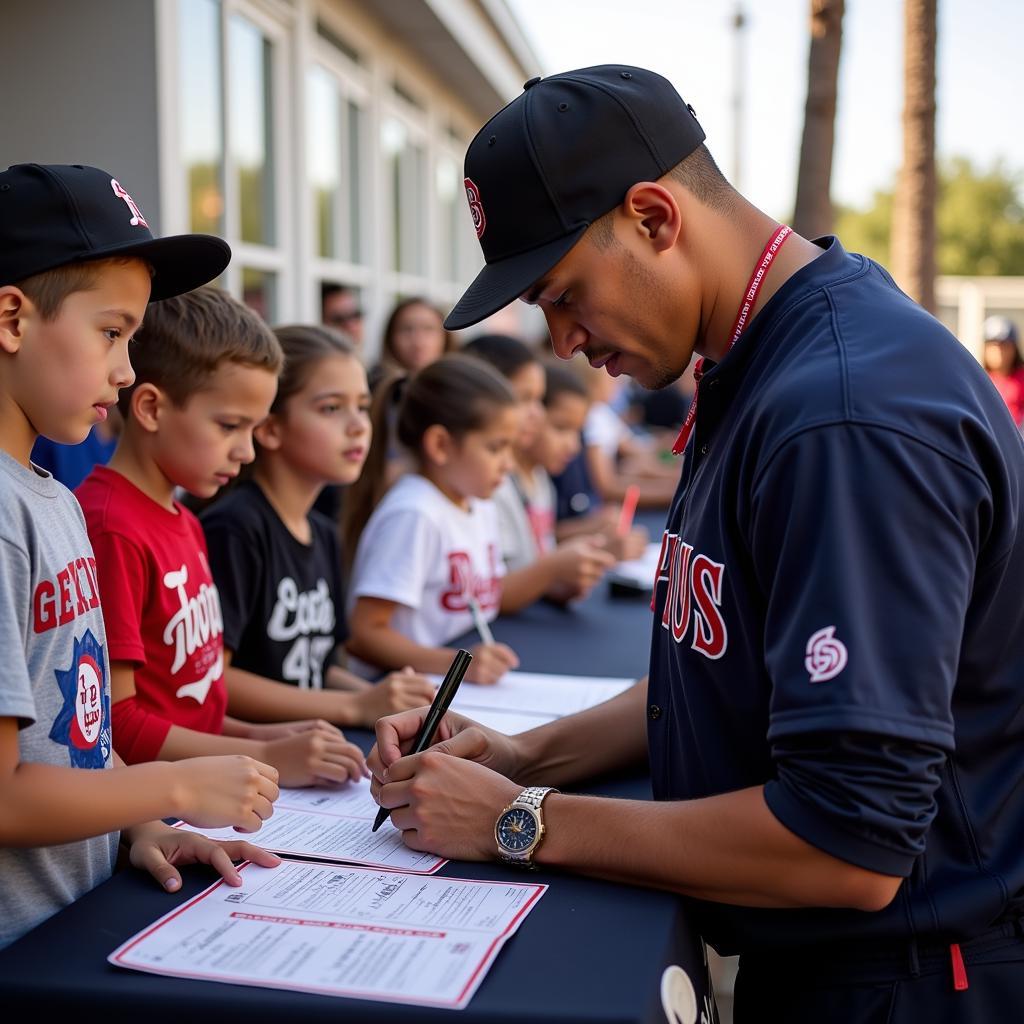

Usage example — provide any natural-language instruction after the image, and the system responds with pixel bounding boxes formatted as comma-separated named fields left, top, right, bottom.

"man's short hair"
left=666, top=144, right=734, bottom=212
left=16, top=257, right=151, bottom=321
left=588, top=144, right=735, bottom=249
left=117, top=285, right=283, bottom=416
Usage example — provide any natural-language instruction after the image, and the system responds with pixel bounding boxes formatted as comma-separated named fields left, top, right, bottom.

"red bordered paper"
left=109, top=859, right=547, bottom=1010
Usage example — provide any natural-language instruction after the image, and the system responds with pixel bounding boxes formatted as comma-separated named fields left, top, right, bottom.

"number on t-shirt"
left=281, top=635, right=335, bottom=689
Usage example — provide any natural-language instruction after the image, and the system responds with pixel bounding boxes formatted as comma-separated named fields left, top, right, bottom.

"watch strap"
left=513, top=786, right=558, bottom=811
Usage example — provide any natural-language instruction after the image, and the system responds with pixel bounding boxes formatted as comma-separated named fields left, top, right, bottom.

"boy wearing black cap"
left=369, top=68, right=1024, bottom=1021
left=0, top=163, right=281, bottom=950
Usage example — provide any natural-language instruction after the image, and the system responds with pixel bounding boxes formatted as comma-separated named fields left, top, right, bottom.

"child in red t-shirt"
left=983, top=315, right=1024, bottom=427
left=77, top=287, right=366, bottom=786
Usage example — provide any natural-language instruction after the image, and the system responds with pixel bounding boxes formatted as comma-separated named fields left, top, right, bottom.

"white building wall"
left=5, top=0, right=164, bottom=229
left=6, top=0, right=540, bottom=356
left=154, top=0, right=540, bottom=355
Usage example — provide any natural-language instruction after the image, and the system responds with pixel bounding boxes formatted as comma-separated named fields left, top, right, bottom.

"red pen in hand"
left=617, top=485, right=640, bottom=538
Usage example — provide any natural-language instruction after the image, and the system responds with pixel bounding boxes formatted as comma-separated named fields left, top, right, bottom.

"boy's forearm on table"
left=347, top=627, right=458, bottom=676
left=224, top=666, right=348, bottom=723
left=500, top=560, right=556, bottom=613
left=0, top=758, right=187, bottom=846
left=157, top=723, right=260, bottom=761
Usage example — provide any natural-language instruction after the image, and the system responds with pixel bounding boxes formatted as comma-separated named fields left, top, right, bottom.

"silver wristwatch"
left=494, top=786, right=558, bottom=867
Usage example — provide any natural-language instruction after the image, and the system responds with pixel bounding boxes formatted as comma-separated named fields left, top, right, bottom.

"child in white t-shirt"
left=462, top=335, right=616, bottom=604
left=345, top=356, right=521, bottom=685
left=577, top=359, right=679, bottom=508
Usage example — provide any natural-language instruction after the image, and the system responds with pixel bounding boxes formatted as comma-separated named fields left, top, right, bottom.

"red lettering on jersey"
left=440, top=548, right=502, bottom=613
left=84, top=557, right=101, bottom=608
left=33, top=580, right=57, bottom=633
left=650, top=531, right=674, bottom=611
left=690, top=554, right=727, bottom=659
left=71, top=558, right=90, bottom=616
left=656, top=531, right=729, bottom=660
left=659, top=535, right=678, bottom=630
left=33, top=557, right=101, bottom=633
left=441, top=552, right=472, bottom=611
left=670, top=542, right=694, bottom=645
left=57, top=567, right=75, bottom=625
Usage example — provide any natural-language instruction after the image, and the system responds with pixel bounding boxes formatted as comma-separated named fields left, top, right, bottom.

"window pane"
left=382, top=117, right=425, bottom=275
left=307, top=65, right=340, bottom=259
left=180, top=0, right=223, bottom=234
left=230, top=15, right=275, bottom=246
left=241, top=267, right=276, bottom=322
left=382, top=117, right=406, bottom=273
left=404, top=142, right=426, bottom=275
left=348, top=100, right=364, bottom=263
left=436, top=155, right=459, bottom=282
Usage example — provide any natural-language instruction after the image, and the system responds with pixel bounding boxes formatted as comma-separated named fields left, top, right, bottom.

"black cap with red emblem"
left=444, top=65, right=705, bottom=331
left=0, top=163, right=230, bottom=301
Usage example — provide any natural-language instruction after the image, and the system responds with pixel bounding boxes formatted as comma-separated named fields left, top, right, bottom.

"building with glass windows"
left=6, top=0, right=540, bottom=352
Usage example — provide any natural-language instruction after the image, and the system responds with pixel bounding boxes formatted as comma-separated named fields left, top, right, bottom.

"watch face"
left=496, top=807, right=538, bottom=853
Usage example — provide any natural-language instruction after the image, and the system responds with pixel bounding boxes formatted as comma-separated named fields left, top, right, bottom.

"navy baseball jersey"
left=647, top=237, right=1024, bottom=955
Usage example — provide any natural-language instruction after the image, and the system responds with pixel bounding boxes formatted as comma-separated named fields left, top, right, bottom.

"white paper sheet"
left=449, top=670, right=633, bottom=725
left=110, top=859, right=546, bottom=1009
left=450, top=706, right=555, bottom=736
left=608, top=541, right=663, bottom=588
left=176, top=777, right=445, bottom=874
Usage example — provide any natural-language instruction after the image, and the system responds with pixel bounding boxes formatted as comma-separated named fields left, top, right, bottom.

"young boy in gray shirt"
left=0, top=163, right=282, bottom=949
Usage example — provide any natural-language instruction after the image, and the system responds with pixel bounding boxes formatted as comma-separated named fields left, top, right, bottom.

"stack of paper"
left=176, top=778, right=445, bottom=874
left=448, top=670, right=635, bottom=735
left=110, top=859, right=546, bottom=1009
left=139, top=670, right=636, bottom=1006
left=607, top=541, right=663, bottom=590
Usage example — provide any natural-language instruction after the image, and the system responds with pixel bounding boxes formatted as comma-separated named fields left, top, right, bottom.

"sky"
left=507, top=0, right=1024, bottom=224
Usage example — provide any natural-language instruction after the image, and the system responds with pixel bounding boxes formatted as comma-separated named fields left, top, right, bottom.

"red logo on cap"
left=465, top=177, right=486, bottom=240
left=110, top=178, right=149, bottom=229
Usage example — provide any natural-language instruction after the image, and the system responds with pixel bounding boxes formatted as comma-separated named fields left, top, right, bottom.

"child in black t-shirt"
left=201, top=326, right=435, bottom=727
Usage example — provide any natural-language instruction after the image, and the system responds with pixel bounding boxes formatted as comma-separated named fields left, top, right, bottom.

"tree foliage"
left=836, top=157, right=1024, bottom=276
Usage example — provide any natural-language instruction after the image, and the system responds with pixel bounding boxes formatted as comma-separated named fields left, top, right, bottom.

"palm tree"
left=793, top=0, right=845, bottom=239
left=891, top=0, right=938, bottom=312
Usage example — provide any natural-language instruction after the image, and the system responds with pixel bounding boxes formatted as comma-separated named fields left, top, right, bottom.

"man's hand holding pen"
left=368, top=706, right=526, bottom=860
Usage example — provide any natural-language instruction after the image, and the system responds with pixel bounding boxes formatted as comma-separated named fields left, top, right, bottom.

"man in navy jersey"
left=367, top=65, right=1024, bottom=1022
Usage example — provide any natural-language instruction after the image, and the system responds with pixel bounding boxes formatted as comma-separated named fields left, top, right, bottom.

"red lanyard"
left=671, top=224, right=793, bottom=456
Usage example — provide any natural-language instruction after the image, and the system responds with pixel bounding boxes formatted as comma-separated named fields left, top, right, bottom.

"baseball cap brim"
left=444, top=225, right=588, bottom=331
left=74, top=233, right=232, bottom=301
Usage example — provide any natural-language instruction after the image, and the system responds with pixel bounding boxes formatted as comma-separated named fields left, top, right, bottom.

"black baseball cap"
left=0, top=163, right=231, bottom=301
left=444, top=65, right=705, bottom=331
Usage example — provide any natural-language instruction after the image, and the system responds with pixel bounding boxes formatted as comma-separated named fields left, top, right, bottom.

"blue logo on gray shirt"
left=49, top=629, right=111, bottom=769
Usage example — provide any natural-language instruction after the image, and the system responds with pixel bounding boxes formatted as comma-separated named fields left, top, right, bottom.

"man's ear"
left=0, top=287, right=30, bottom=355
left=421, top=423, right=453, bottom=467
left=129, top=383, right=168, bottom=434
left=254, top=413, right=283, bottom=452
left=622, top=182, right=682, bottom=254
